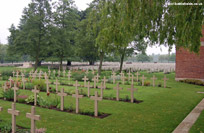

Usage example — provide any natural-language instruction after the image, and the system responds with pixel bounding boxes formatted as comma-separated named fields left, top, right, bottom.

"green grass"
left=0, top=67, right=204, bottom=133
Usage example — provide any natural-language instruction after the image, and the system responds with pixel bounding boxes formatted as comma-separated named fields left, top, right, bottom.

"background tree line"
left=4, top=0, right=204, bottom=74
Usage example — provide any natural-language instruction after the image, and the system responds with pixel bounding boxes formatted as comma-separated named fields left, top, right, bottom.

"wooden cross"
left=85, top=70, right=89, bottom=74
left=57, top=88, right=67, bottom=111
left=26, top=106, right=40, bottom=133
left=90, top=91, right=102, bottom=117
left=82, top=76, right=89, bottom=87
left=72, top=89, right=83, bottom=113
left=67, top=71, right=71, bottom=82
left=16, top=71, right=19, bottom=79
left=73, top=80, right=80, bottom=90
left=102, top=76, right=108, bottom=89
left=141, top=75, right=147, bottom=86
left=58, top=70, right=61, bottom=77
left=163, top=76, right=169, bottom=88
left=22, top=78, right=26, bottom=90
left=95, top=74, right=100, bottom=83
left=127, top=70, right=131, bottom=81
left=32, top=73, right=36, bottom=80
left=136, top=72, right=140, bottom=82
left=48, top=69, right=51, bottom=76
left=54, top=79, right=60, bottom=93
left=44, top=72, right=47, bottom=80
left=98, top=82, right=104, bottom=98
left=21, top=73, right=25, bottom=79
left=131, top=74, right=135, bottom=84
left=92, top=76, right=97, bottom=88
left=87, top=81, right=92, bottom=97
left=113, top=83, right=123, bottom=101
left=12, top=71, right=15, bottom=77
left=151, top=75, right=157, bottom=87
left=8, top=103, right=20, bottom=133
left=127, top=84, right=137, bottom=103
left=12, top=83, right=19, bottom=103
left=32, top=86, right=40, bottom=106
left=9, top=76, right=12, bottom=88
left=3, top=82, right=7, bottom=100
left=0, top=107, right=2, bottom=111
left=112, top=72, right=116, bottom=84
left=45, top=80, right=51, bottom=93
left=63, top=70, right=66, bottom=77
left=92, top=70, right=95, bottom=75
left=120, top=72, right=124, bottom=81
left=53, top=70, right=56, bottom=77
left=38, top=73, right=42, bottom=80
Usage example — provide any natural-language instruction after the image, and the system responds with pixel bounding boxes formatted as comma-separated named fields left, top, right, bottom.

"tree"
left=76, top=9, right=98, bottom=65
left=136, top=53, right=150, bottom=63
left=11, top=0, right=52, bottom=70
left=51, top=0, right=79, bottom=69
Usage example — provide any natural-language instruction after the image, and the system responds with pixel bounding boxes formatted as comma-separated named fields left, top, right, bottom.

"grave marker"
left=136, top=72, right=140, bottom=82
left=26, top=106, right=40, bottom=133
left=90, top=91, right=102, bottom=117
left=113, top=83, right=123, bottom=101
left=127, top=84, right=137, bottom=103
left=82, top=76, right=89, bottom=87
left=58, top=88, right=67, bottom=111
left=92, top=76, right=97, bottom=88
left=72, top=89, right=83, bottom=113
left=102, top=76, right=108, bottom=89
left=163, top=76, right=169, bottom=88
left=151, top=75, right=157, bottom=87
left=12, top=71, right=15, bottom=77
left=63, top=70, right=66, bottom=77
left=12, top=83, right=19, bottom=103
left=48, top=69, right=51, bottom=77
left=32, top=86, right=40, bottom=106
left=73, top=80, right=80, bottom=90
left=127, top=70, right=131, bottom=81
left=45, top=80, right=51, bottom=93
left=9, top=76, right=12, bottom=88
left=0, top=107, right=2, bottom=111
left=54, top=79, right=60, bottom=93
left=98, top=82, right=104, bottom=98
left=87, top=81, right=92, bottom=97
left=22, top=78, right=26, bottom=90
left=141, top=75, right=147, bottom=86
left=96, top=74, right=100, bottom=83
left=112, top=72, right=116, bottom=84
left=8, top=103, right=20, bottom=133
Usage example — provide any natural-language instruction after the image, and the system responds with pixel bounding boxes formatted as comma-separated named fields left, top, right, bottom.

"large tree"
left=51, top=0, right=79, bottom=69
left=11, top=0, right=52, bottom=70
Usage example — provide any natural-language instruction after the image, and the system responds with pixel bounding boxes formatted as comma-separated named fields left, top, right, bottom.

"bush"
left=1, top=89, right=20, bottom=101
left=144, top=81, right=151, bottom=86
left=1, top=70, right=13, bottom=77
left=2, top=76, right=9, bottom=80
left=38, top=95, right=60, bottom=108
left=25, top=83, right=34, bottom=90
left=72, top=72, right=85, bottom=81
left=180, top=79, right=204, bottom=86
left=25, top=95, right=35, bottom=104
left=32, top=80, right=46, bottom=91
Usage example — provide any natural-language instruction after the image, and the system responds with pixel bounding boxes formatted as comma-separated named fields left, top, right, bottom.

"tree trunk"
left=37, top=61, right=42, bottom=66
left=67, top=60, right=71, bottom=66
left=89, top=61, right=94, bottom=65
left=34, top=57, right=39, bottom=71
left=98, top=52, right=104, bottom=75
left=119, top=48, right=126, bottom=73
left=60, top=57, right=63, bottom=70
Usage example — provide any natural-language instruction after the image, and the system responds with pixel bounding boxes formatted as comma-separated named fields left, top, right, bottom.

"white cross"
left=54, top=79, right=60, bottom=93
left=32, top=86, right=40, bottom=106
left=101, top=76, right=108, bottom=89
left=163, top=76, right=168, bottom=88
left=12, top=83, right=19, bottom=103
left=151, top=75, right=157, bottom=87
left=95, top=74, right=100, bottom=83
left=92, top=76, right=97, bottom=88
left=87, top=81, right=92, bottom=97
left=82, top=76, right=89, bottom=87
left=22, top=78, right=26, bottom=90
left=73, top=80, right=80, bottom=90
left=141, top=75, right=147, bottom=86
left=26, top=106, right=40, bottom=133
left=72, top=89, right=83, bottom=113
left=113, top=83, right=123, bottom=101
left=127, top=84, right=137, bottom=103
left=8, top=103, right=20, bottom=133
left=58, top=88, right=67, bottom=111
left=136, top=72, right=140, bottom=82
left=98, top=82, right=104, bottom=98
left=90, top=91, right=102, bottom=117
left=45, top=80, right=51, bottom=93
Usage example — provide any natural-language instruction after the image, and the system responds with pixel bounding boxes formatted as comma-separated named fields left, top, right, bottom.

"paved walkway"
left=173, top=98, right=204, bottom=133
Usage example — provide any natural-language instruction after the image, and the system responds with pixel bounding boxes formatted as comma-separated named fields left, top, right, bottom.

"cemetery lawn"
left=0, top=67, right=204, bottom=133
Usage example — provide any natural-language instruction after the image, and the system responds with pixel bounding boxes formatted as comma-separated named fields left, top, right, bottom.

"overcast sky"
left=0, top=0, right=175, bottom=55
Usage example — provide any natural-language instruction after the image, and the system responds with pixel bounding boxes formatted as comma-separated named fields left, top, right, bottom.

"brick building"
left=175, top=26, right=204, bottom=81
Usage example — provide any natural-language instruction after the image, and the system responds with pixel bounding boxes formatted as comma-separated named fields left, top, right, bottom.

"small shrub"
left=32, top=80, right=46, bottom=91
left=1, top=89, right=20, bottom=101
left=1, top=70, right=13, bottom=77
left=25, top=83, right=34, bottom=90
left=72, top=72, right=85, bottom=81
left=144, top=81, right=151, bottom=86
left=2, top=76, right=9, bottom=80
left=180, top=79, right=204, bottom=86
left=25, top=95, right=35, bottom=104
left=124, top=95, right=129, bottom=102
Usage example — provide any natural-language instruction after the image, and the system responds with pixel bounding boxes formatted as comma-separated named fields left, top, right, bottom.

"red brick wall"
left=176, top=26, right=204, bottom=81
